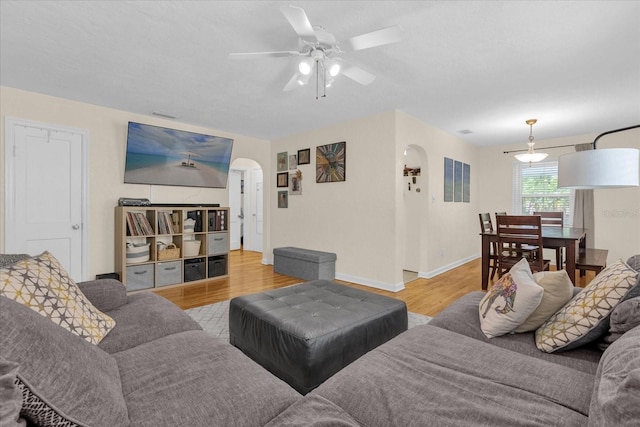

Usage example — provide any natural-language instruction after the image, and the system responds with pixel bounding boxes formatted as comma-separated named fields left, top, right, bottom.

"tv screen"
left=124, top=122, right=234, bottom=188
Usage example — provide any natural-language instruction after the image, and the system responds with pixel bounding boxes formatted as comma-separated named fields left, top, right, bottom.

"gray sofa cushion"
left=0, top=357, right=25, bottom=427
left=589, top=325, right=640, bottom=426
left=0, top=296, right=129, bottom=427
left=98, top=292, right=202, bottom=354
left=113, top=330, right=301, bottom=427
left=77, top=278, right=128, bottom=312
left=429, top=291, right=602, bottom=374
left=598, top=296, right=640, bottom=350
left=265, top=394, right=360, bottom=427
left=310, top=324, right=593, bottom=426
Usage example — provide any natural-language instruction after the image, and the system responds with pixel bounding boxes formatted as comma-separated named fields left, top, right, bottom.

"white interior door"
left=228, top=170, right=242, bottom=250
left=4, top=118, right=87, bottom=281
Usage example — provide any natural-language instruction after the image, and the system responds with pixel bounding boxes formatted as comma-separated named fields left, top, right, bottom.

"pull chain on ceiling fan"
left=229, top=5, right=405, bottom=99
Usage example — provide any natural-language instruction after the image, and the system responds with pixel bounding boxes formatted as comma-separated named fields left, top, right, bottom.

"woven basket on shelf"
left=157, top=243, right=180, bottom=260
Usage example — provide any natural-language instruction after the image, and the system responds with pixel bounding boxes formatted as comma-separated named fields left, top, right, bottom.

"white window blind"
left=512, top=161, right=574, bottom=226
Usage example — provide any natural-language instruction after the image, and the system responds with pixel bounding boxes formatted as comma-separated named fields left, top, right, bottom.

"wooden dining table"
left=481, top=226, right=587, bottom=290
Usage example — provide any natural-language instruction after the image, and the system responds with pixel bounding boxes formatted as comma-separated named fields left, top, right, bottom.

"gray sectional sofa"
left=1, top=279, right=300, bottom=427
left=2, top=269, right=639, bottom=426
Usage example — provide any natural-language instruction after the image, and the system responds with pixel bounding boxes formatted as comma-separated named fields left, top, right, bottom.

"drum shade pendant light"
left=558, top=125, right=640, bottom=189
left=515, top=119, right=548, bottom=164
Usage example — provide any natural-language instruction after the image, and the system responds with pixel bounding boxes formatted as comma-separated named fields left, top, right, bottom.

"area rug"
left=186, top=300, right=431, bottom=342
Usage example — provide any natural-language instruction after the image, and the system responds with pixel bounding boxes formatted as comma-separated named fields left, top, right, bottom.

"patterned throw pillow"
left=479, top=258, right=544, bottom=338
left=0, top=252, right=115, bottom=345
left=535, top=259, right=640, bottom=353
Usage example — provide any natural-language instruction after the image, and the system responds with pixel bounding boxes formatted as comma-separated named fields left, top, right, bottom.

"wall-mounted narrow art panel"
left=444, top=157, right=470, bottom=203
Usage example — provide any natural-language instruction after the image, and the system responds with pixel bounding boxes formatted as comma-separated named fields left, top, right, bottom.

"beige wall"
left=395, top=112, right=481, bottom=277
left=0, top=86, right=271, bottom=280
left=269, top=110, right=481, bottom=290
left=270, top=111, right=401, bottom=289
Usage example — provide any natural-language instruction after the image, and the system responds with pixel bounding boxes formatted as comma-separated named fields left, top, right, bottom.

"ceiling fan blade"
left=283, top=73, right=301, bottom=92
left=229, top=51, right=300, bottom=59
left=343, top=25, right=405, bottom=51
left=339, top=61, right=376, bottom=85
left=280, top=5, right=317, bottom=43
left=283, top=73, right=311, bottom=92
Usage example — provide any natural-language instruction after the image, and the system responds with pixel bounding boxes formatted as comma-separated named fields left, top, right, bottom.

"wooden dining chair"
left=496, top=215, right=550, bottom=276
left=534, top=211, right=564, bottom=270
left=478, top=213, right=499, bottom=279
left=495, top=212, right=537, bottom=262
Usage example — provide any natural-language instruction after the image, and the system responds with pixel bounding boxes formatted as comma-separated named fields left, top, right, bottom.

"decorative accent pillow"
left=479, top=258, right=544, bottom=338
left=535, top=259, right=640, bottom=353
left=0, top=251, right=115, bottom=345
left=514, top=270, right=575, bottom=333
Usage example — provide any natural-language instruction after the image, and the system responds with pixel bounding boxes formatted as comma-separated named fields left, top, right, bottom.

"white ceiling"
left=1, top=1, right=639, bottom=146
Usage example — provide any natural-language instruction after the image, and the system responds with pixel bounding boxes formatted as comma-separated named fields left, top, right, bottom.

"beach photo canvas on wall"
left=124, top=122, right=234, bottom=188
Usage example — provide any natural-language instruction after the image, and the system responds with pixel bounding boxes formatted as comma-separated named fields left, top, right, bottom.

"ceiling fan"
left=229, top=5, right=405, bottom=97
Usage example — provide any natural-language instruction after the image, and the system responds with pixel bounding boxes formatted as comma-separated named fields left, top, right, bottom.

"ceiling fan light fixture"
left=327, top=60, right=341, bottom=77
left=298, top=58, right=313, bottom=75
left=515, top=119, right=548, bottom=164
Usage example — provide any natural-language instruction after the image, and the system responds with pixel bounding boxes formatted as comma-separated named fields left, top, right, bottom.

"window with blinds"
left=512, top=161, right=574, bottom=226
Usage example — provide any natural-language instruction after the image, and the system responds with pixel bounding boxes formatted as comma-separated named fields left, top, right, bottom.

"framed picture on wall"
left=277, top=172, right=289, bottom=188
left=297, top=148, right=311, bottom=165
left=278, top=191, right=288, bottom=208
left=277, top=152, right=288, bottom=172
left=289, top=154, right=298, bottom=170
left=316, top=141, right=346, bottom=183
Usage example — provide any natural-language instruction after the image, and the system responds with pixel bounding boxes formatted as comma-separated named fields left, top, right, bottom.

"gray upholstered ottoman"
left=229, top=280, right=408, bottom=394
left=273, top=247, right=336, bottom=280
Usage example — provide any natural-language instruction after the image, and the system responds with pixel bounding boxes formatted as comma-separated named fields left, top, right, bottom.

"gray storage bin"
left=208, top=255, right=227, bottom=278
left=126, top=263, right=154, bottom=291
left=156, top=260, right=182, bottom=287
left=184, top=257, right=206, bottom=282
left=207, top=232, right=228, bottom=255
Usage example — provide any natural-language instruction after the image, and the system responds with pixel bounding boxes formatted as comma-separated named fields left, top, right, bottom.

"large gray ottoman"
left=229, top=280, right=408, bottom=394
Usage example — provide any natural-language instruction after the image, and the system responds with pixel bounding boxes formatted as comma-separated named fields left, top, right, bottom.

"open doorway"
left=402, top=144, right=428, bottom=283
left=229, top=158, right=263, bottom=253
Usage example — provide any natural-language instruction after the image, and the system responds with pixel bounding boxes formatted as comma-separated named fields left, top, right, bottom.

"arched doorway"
left=402, top=144, right=428, bottom=283
left=229, top=158, right=263, bottom=253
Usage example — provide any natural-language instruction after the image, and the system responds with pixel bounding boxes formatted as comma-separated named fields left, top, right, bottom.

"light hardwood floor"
left=155, top=249, right=595, bottom=317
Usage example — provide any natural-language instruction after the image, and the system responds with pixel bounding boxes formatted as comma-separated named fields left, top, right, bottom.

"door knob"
left=72, top=224, right=80, bottom=230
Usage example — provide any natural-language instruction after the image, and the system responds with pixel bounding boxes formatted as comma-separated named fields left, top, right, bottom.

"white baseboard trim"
left=335, top=272, right=405, bottom=293
left=419, top=254, right=479, bottom=279
left=262, top=256, right=273, bottom=265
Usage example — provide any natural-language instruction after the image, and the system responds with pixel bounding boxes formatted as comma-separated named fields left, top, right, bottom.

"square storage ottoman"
left=229, top=280, right=408, bottom=394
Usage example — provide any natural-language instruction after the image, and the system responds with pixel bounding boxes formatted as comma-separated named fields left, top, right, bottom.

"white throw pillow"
left=479, top=258, right=544, bottom=338
left=514, top=270, right=575, bottom=333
